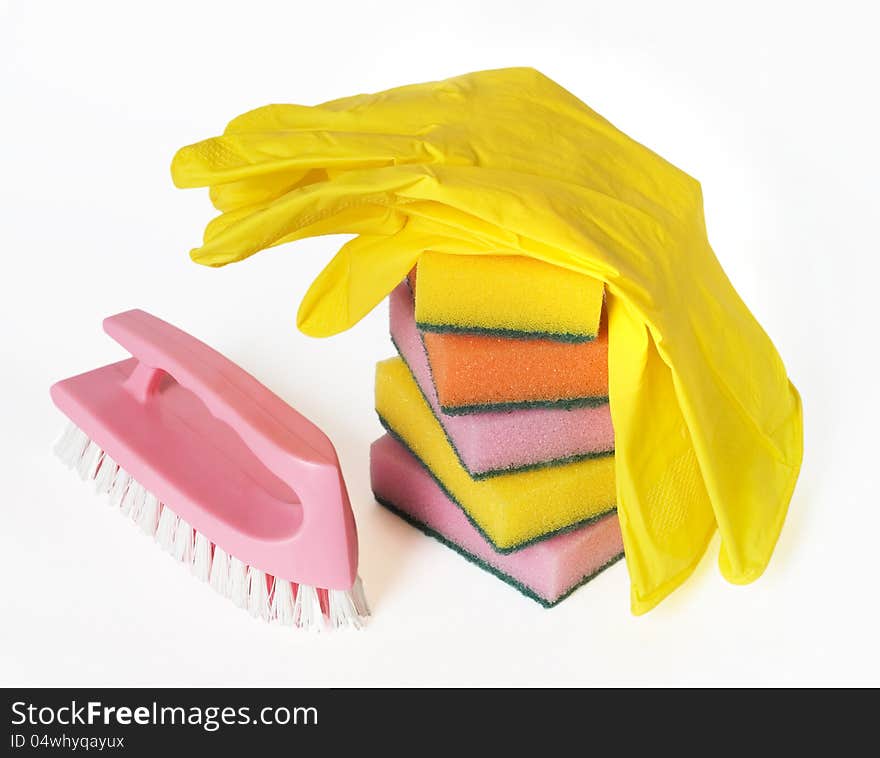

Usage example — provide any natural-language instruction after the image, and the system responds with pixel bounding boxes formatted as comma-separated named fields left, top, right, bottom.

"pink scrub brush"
left=50, top=309, right=369, bottom=631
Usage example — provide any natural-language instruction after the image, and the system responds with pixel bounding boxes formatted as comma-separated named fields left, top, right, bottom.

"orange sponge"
left=424, top=309, right=609, bottom=414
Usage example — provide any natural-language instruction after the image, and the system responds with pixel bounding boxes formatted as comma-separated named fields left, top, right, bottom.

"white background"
left=3, top=0, right=878, bottom=687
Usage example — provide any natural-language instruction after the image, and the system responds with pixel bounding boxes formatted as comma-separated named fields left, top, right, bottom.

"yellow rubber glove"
left=172, top=68, right=802, bottom=614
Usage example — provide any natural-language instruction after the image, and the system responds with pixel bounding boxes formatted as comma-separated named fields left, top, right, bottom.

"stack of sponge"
left=370, top=252, right=625, bottom=606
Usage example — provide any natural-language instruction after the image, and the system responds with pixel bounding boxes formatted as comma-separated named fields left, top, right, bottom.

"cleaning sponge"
left=413, top=252, right=605, bottom=342
left=375, top=356, right=617, bottom=551
left=371, top=434, right=624, bottom=606
left=390, top=281, right=614, bottom=476
left=423, top=308, right=609, bottom=414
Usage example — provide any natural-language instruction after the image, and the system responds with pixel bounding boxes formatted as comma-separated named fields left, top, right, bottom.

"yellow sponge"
left=414, top=252, right=605, bottom=342
left=375, top=357, right=616, bottom=551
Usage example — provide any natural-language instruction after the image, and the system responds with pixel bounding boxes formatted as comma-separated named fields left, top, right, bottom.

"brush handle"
left=103, top=309, right=340, bottom=472
left=54, top=309, right=359, bottom=589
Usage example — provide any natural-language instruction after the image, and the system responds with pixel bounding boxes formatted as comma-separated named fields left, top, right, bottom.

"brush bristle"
left=293, top=585, right=322, bottom=632
left=209, top=547, right=230, bottom=597
left=247, top=566, right=271, bottom=620
left=328, top=588, right=365, bottom=630
left=228, top=557, right=249, bottom=609
left=121, top=480, right=146, bottom=518
left=271, top=579, right=295, bottom=625
left=192, top=531, right=212, bottom=581
left=155, top=505, right=179, bottom=553
left=55, top=423, right=90, bottom=468
left=93, top=454, right=119, bottom=494
left=109, top=468, right=132, bottom=509
left=138, top=492, right=161, bottom=536
left=173, top=517, right=194, bottom=564
left=76, top=440, right=102, bottom=480
left=54, top=420, right=369, bottom=631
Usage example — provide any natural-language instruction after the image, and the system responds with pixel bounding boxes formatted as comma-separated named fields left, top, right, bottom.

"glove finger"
left=297, top=226, right=446, bottom=337
left=189, top=165, right=429, bottom=266
left=171, top=130, right=438, bottom=189
left=208, top=167, right=314, bottom=213
left=221, top=68, right=552, bottom=136
left=222, top=78, right=466, bottom=134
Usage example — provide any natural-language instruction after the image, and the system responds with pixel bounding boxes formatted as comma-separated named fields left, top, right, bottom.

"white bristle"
left=76, top=441, right=101, bottom=480
left=54, top=420, right=369, bottom=632
left=73, top=439, right=95, bottom=478
left=209, top=547, right=230, bottom=597
left=293, top=585, right=323, bottom=632
left=118, top=479, right=136, bottom=515
left=119, top=479, right=144, bottom=517
left=70, top=428, right=91, bottom=465
left=192, top=532, right=212, bottom=582
left=328, top=588, right=365, bottom=630
left=93, top=454, right=118, bottom=494
left=137, top=492, right=161, bottom=536
left=53, top=423, right=78, bottom=460
left=155, top=505, right=179, bottom=553
left=108, top=469, right=131, bottom=509
left=87, top=449, right=105, bottom=481
left=173, top=518, right=193, bottom=563
left=58, top=426, right=90, bottom=468
left=247, top=567, right=271, bottom=620
left=351, top=575, right=371, bottom=617
left=271, top=579, right=295, bottom=625
left=228, top=558, right=249, bottom=609
left=126, top=481, right=148, bottom=519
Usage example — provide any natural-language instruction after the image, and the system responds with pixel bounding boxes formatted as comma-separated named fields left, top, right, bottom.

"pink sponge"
left=389, top=282, right=615, bottom=477
left=371, top=434, right=625, bottom=606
